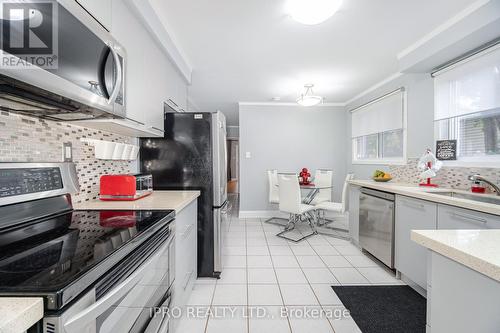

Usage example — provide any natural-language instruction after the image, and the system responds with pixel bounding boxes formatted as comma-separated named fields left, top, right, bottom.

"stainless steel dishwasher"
left=359, top=188, right=395, bottom=268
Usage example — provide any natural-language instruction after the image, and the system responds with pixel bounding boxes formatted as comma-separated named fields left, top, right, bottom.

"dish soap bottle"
left=471, top=176, right=486, bottom=194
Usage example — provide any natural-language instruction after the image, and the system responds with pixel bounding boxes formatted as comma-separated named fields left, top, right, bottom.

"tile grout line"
left=292, top=235, right=337, bottom=333
left=206, top=196, right=237, bottom=333
left=245, top=217, right=249, bottom=333
left=263, top=218, right=294, bottom=333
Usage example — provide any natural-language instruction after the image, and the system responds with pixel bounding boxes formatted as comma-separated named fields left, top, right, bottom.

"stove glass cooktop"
left=0, top=209, right=174, bottom=291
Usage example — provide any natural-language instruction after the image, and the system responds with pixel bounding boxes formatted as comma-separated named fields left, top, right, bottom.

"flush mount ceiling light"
left=297, top=84, right=323, bottom=107
left=287, top=0, right=343, bottom=25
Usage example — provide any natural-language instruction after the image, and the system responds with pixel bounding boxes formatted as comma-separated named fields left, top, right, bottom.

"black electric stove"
left=0, top=163, right=175, bottom=311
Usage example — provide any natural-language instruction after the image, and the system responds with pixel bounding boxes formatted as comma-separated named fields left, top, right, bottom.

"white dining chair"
left=310, top=169, right=333, bottom=205
left=276, top=173, right=318, bottom=242
left=265, top=170, right=288, bottom=225
left=314, top=173, right=354, bottom=236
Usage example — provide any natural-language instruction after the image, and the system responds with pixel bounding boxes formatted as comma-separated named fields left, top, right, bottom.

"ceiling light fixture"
left=287, top=0, right=343, bottom=25
left=297, top=84, right=323, bottom=107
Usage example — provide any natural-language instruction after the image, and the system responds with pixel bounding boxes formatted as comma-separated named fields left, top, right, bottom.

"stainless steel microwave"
left=0, top=0, right=126, bottom=121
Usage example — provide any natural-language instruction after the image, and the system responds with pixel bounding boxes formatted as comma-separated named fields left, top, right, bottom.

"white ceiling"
left=151, top=0, right=476, bottom=125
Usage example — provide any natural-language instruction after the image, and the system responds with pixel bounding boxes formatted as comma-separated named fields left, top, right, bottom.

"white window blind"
left=351, top=91, right=404, bottom=138
left=434, top=45, right=500, bottom=164
left=434, top=46, right=500, bottom=121
left=351, top=90, right=406, bottom=163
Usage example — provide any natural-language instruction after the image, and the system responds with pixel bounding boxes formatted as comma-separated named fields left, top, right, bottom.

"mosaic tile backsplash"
left=389, top=158, right=500, bottom=192
left=0, top=111, right=135, bottom=204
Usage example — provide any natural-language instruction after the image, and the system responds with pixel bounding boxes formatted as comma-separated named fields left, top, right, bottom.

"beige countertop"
left=412, top=229, right=500, bottom=282
left=348, top=180, right=500, bottom=216
left=0, top=298, right=43, bottom=333
left=74, top=190, right=200, bottom=212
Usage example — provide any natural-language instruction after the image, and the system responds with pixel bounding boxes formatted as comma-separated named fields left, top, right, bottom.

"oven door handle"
left=144, top=292, right=172, bottom=333
left=63, top=244, right=161, bottom=333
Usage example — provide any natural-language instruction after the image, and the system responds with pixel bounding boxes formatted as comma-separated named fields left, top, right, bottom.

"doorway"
left=227, top=139, right=239, bottom=194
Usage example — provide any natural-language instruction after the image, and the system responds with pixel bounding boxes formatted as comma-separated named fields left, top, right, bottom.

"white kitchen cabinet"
left=437, top=204, right=500, bottom=230
left=76, top=0, right=112, bottom=31
left=173, top=200, right=197, bottom=309
left=109, top=0, right=188, bottom=134
left=348, top=185, right=360, bottom=245
left=395, top=195, right=437, bottom=290
left=427, top=251, right=500, bottom=333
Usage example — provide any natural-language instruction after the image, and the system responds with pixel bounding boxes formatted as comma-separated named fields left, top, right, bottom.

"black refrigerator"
left=140, top=111, right=228, bottom=278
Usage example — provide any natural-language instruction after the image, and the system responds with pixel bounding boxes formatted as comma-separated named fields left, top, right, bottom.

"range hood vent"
left=0, top=77, right=115, bottom=121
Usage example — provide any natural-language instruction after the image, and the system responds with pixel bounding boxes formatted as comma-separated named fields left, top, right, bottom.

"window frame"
left=435, top=111, right=500, bottom=167
left=433, top=46, right=500, bottom=168
left=351, top=90, right=408, bottom=165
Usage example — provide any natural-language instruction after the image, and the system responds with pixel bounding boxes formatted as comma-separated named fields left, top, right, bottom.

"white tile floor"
left=176, top=195, right=403, bottom=333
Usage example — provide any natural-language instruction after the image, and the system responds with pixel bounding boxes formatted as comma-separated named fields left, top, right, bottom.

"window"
left=351, top=90, right=406, bottom=164
left=434, top=45, right=500, bottom=165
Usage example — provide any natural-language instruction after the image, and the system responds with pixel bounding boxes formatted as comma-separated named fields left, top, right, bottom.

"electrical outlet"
left=62, top=142, right=73, bottom=162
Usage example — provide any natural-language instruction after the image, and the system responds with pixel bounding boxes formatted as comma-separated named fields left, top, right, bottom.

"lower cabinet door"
left=348, top=186, right=360, bottom=244
left=438, top=204, right=497, bottom=230
left=173, top=201, right=198, bottom=308
left=395, top=196, right=437, bottom=289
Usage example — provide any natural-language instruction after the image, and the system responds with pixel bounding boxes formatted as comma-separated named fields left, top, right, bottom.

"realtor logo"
left=0, top=0, right=58, bottom=69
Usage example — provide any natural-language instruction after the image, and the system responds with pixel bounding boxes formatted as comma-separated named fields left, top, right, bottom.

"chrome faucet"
left=468, top=174, right=500, bottom=196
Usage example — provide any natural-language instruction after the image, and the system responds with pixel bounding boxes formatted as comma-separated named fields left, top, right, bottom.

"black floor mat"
left=332, top=285, right=426, bottom=333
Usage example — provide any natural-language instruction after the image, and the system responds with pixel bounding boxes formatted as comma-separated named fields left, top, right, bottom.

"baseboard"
left=238, top=210, right=287, bottom=219
left=238, top=210, right=349, bottom=219
left=400, top=273, right=427, bottom=298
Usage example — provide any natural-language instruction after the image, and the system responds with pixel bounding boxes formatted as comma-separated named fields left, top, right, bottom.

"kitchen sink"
left=428, top=191, right=500, bottom=205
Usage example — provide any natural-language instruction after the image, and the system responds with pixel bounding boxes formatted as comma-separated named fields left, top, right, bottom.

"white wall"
left=239, top=104, right=347, bottom=214
left=346, top=73, right=435, bottom=178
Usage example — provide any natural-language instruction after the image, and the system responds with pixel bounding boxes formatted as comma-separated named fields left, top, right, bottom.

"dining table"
left=274, top=183, right=333, bottom=204
left=273, top=182, right=349, bottom=241
left=299, top=184, right=333, bottom=204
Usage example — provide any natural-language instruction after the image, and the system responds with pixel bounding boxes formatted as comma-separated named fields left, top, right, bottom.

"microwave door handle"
left=63, top=249, right=156, bottom=333
left=107, top=44, right=123, bottom=105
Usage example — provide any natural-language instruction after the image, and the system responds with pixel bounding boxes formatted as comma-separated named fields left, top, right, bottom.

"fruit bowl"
left=372, top=177, right=392, bottom=182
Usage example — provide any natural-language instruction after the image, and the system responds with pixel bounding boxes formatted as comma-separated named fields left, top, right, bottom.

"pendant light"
left=296, top=84, right=323, bottom=107
left=287, top=0, right=343, bottom=25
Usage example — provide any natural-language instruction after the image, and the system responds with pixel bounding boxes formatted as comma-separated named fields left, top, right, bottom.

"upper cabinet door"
left=76, top=0, right=112, bottom=31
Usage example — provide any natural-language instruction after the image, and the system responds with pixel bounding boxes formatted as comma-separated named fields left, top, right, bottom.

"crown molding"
left=238, top=102, right=346, bottom=107
left=397, top=0, right=491, bottom=60
left=238, top=72, right=407, bottom=109
left=344, top=72, right=403, bottom=106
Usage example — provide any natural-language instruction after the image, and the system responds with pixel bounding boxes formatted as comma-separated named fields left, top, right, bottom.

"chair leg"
left=264, top=216, right=288, bottom=226
left=283, top=214, right=296, bottom=231
left=314, top=213, right=351, bottom=241
left=305, top=211, right=318, bottom=235
left=315, top=210, right=343, bottom=229
left=276, top=213, right=317, bottom=243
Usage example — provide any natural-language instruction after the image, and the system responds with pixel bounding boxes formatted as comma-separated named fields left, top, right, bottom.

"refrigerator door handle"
left=212, top=112, right=228, bottom=207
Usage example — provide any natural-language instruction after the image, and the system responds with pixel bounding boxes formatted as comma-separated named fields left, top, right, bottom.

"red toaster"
left=99, top=174, right=153, bottom=201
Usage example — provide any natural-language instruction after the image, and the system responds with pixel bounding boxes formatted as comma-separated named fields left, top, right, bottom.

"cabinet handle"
left=125, top=117, right=145, bottom=126
left=401, top=199, right=425, bottom=210
left=150, top=126, right=165, bottom=132
left=168, top=99, right=179, bottom=107
left=451, top=212, right=487, bottom=224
